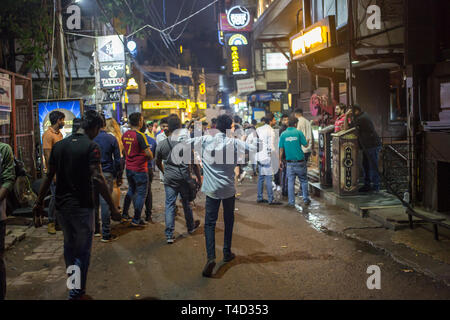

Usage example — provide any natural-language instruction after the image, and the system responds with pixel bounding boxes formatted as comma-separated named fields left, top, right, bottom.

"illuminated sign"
left=126, top=77, right=138, bottom=90
left=231, top=46, right=246, bottom=75
left=198, top=102, right=207, bottom=110
left=100, top=62, right=126, bottom=88
left=199, top=83, right=206, bottom=95
left=96, top=35, right=125, bottom=63
left=290, top=16, right=336, bottom=60
left=227, top=6, right=250, bottom=30
left=228, top=33, right=248, bottom=46
left=266, top=52, right=290, bottom=70
left=142, top=101, right=187, bottom=109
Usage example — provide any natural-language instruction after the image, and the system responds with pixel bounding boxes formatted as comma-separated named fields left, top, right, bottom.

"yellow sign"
left=231, top=46, right=240, bottom=73
left=291, top=27, right=325, bottom=56
left=126, top=77, right=138, bottom=90
left=199, top=83, right=206, bottom=95
left=198, top=102, right=207, bottom=110
left=228, top=33, right=248, bottom=46
left=142, top=101, right=187, bottom=109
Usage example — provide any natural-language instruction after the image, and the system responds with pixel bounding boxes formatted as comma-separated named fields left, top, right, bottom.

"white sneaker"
left=276, top=186, right=281, bottom=192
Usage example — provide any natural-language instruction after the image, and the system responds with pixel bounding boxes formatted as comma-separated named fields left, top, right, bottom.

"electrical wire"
left=166, top=0, right=198, bottom=42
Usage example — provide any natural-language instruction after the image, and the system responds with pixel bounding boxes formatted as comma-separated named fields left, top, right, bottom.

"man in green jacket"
left=0, top=142, right=15, bottom=300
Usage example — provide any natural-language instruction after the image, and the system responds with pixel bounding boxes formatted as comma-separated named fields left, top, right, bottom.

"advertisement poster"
left=37, top=100, right=82, bottom=142
left=0, top=73, right=11, bottom=112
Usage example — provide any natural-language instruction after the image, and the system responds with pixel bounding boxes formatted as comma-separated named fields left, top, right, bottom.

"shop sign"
left=126, top=78, right=139, bottom=90
left=236, top=78, right=256, bottom=95
left=199, top=83, right=206, bottom=95
left=142, top=101, right=187, bottom=109
left=96, top=35, right=125, bottom=63
left=226, top=33, right=251, bottom=77
left=227, top=6, right=250, bottom=29
left=100, top=62, right=126, bottom=88
left=290, top=16, right=336, bottom=60
left=0, top=73, right=11, bottom=112
left=228, top=33, right=248, bottom=46
left=266, top=52, right=289, bottom=70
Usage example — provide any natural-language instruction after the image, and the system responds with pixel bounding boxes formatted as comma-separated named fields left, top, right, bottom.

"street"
left=4, top=178, right=450, bottom=300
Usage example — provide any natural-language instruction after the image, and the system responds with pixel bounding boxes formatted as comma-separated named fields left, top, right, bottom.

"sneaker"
left=202, top=260, right=216, bottom=277
left=276, top=186, right=282, bottom=192
left=167, top=236, right=175, bottom=244
left=286, top=203, right=296, bottom=208
left=94, top=233, right=101, bottom=237
left=130, top=220, right=147, bottom=227
left=223, top=252, right=236, bottom=263
left=269, top=201, right=282, bottom=205
left=304, top=199, right=311, bottom=206
left=121, top=215, right=131, bottom=223
left=188, top=220, right=201, bottom=234
left=257, top=199, right=268, bottom=203
left=358, top=185, right=372, bottom=193
left=47, top=223, right=56, bottom=235
left=145, top=215, right=154, bottom=224
left=101, top=234, right=118, bottom=243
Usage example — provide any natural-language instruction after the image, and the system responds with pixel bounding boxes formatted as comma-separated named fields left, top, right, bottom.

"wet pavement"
left=4, top=176, right=450, bottom=299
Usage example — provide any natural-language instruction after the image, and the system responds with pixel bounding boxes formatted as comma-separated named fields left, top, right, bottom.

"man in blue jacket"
left=93, top=115, right=122, bottom=242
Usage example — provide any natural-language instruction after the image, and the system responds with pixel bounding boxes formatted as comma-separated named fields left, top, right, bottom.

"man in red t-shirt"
left=334, top=104, right=347, bottom=133
left=122, top=112, right=153, bottom=226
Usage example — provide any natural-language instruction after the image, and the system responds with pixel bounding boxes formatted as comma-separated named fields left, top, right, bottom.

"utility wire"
left=46, top=0, right=56, bottom=101
left=167, top=0, right=198, bottom=42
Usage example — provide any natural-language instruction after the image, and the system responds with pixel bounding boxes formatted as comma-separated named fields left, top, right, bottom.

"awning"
left=253, top=0, right=302, bottom=42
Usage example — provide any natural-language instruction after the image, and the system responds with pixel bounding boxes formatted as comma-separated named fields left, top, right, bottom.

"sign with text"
left=266, top=52, right=290, bottom=70
left=100, top=62, right=126, bottom=88
left=96, top=35, right=125, bottom=63
left=236, top=78, right=256, bottom=95
left=225, top=33, right=251, bottom=77
left=220, top=10, right=252, bottom=32
left=290, top=16, right=336, bottom=60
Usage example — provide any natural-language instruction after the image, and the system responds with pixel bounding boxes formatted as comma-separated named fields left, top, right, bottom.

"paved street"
left=4, top=178, right=450, bottom=300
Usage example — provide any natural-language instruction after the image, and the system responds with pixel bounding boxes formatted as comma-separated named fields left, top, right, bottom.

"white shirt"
left=297, top=116, right=312, bottom=154
left=255, top=124, right=278, bottom=176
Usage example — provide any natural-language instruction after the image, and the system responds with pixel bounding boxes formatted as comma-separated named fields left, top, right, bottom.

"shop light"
left=352, top=60, right=360, bottom=64
left=291, top=26, right=324, bottom=55
left=142, top=101, right=187, bottom=109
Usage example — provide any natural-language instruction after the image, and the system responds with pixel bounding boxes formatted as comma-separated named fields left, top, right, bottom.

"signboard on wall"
left=220, top=6, right=253, bottom=32
left=96, top=35, right=125, bottom=63
left=100, top=62, right=126, bottom=88
left=37, top=100, right=83, bottom=142
left=225, top=33, right=251, bottom=77
left=236, top=78, right=256, bottom=95
left=0, top=73, right=11, bottom=112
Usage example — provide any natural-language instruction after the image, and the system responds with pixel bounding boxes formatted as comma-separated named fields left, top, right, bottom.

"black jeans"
left=0, top=220, right=6, bottom=300
left=145, top=169, right=153, bottom=217
left=204, top=196, right=235, bottom=260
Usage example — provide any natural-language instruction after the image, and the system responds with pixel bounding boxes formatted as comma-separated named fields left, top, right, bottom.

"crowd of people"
left=0, top=102, right=382, bottom=300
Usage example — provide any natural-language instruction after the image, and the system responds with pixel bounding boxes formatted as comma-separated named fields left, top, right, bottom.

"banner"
left=236, top=78, right=256, bottom=95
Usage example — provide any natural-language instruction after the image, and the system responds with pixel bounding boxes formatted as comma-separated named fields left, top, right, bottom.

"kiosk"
left=331, top=128, right=359, bottom=196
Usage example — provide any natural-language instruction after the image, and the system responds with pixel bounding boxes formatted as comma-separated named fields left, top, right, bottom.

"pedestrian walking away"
left=122, top=112, right=153, bottom=227
left=155, top=115, right=201, bottom=244
left=279, top=116, right=311, bottom=207
left=189, top=114, right=260, bottom=277
left=32, top=110, right=121, bottom=300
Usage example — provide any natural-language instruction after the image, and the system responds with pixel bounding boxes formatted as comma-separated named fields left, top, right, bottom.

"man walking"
left=122, top=112, right=153, bottom=226
left=279, top=116, right=311, bottom=207
left=93, top=115, right=122, bottom=242
left=189, top=114, right=260, bottom=277
left=42, top=110, right=65, bottom=234
left=0, top=142, right=15, bottom=300
left=33, top=110, right=120, bottom=300
left=155, top=115, right=201, bottom=244
left=256, top=112, right=281, bottom=205
left=345, top=105, right=382, bottom=192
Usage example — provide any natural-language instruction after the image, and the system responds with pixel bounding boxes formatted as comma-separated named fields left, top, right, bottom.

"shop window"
left=389, top=87, right=407, bottom=123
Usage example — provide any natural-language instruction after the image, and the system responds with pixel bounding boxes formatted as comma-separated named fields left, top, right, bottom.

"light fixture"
left=127, top=40, right=137, bottom=52
left=352, top=60, right=360, bottom=64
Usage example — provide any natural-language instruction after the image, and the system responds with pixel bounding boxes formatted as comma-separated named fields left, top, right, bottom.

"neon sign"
left=227, top=6, right=250, bottom=30
left=228, top=33, right=248, bottom=46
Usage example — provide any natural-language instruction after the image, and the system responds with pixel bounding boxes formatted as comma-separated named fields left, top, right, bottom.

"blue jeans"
left=205, top=196, right=235, bottom=260
left=124, top=170, right=152, bottom=218
left=57, top=208, right=94, bottom=299
left=48, top=182, right=56, bottom=223
left=94, top=173, right=114, bottom=238
left=257, top=164, right=274, bottom=202
left=287, top=162, right=310, bottom=205
left=164, top=185, right=194, bottom=239
left=362, top=146, right=381, bottom=191
left=125, top=170, right=148, bottom=224
left=280, top=164, right=288, bottom=196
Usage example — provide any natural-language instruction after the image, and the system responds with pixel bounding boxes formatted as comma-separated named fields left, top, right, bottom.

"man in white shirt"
left=254, top=112, right=281, bottom=205
left=295, top=108, right=314, bottom=163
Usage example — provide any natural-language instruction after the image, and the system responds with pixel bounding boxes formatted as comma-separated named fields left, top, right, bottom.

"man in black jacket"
left=346, top=105, right=382, bottom=192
